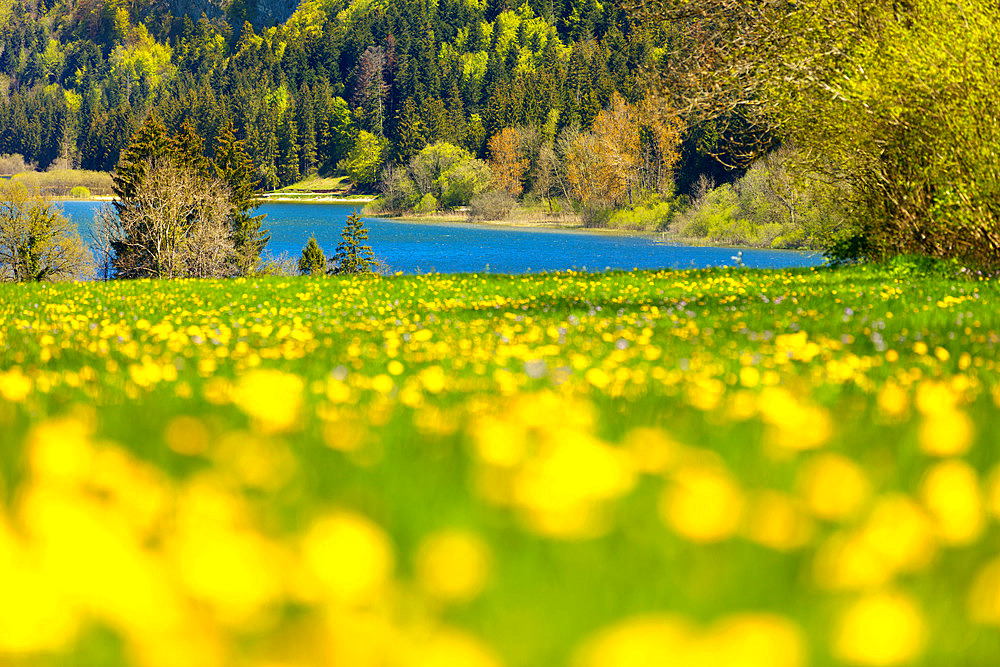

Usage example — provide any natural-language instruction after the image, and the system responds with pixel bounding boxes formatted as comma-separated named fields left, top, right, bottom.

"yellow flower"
left=572, top=614, right=694, bottom=667
left=833, top=591, right=926, bottom=665
left=919, top=409, right=973, bottom=456
left=415, top=529, right=492, bottom=604
left=967, top=557, right=1000, bottom=625
left=796, top=453, right=871, bottom=521
left=742, top=490, right=814, bottom=551
left=231, top=369, right=303, bottom=433
left=701, top=613, right=807, bottom=667
left=0, top=367, right=32, bottom=402
left=301, top=512, right=395, bottom=605
left=660, top=464, right=744, bottom=543
left=0, top=519, right=78, bottom=653
left=396, top=628, right=504, bottom=667
left=918, top=459, right=984, bottom=546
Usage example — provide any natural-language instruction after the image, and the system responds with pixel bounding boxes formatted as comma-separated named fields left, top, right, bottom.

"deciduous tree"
left=0, top=181, right=92, bottom=282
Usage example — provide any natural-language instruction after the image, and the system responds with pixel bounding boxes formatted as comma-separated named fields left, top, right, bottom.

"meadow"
left=1, top=266, right=999, bottom=667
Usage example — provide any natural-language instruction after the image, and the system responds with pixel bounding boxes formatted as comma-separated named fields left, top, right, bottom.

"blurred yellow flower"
left=415, top=529, right=492, bottom=604
left=742, top=490, right=814, bottom=552
left=701, top=613, right=806, bottom=667
left=759, top=387, right=831, bottom=451
left=918, top=459, right=984, bottom=546
left=919, top=409, right=973, bottom=456
left=232, top=369, right=303, bottom=433
left=796, top=453, right=871, bottom=522
left=0, top=520, right=78, bottom=653
left=833, top=591, right=926, bottom=666
left=512, top=433, right=636, bottom=539
left=572, top=614, right=693, bottom=667
left=164, top=415, right=211, bottom=456
left=572, top=613, right=805, bottom=667
left=396, top=628, right=504, bottom=667
left=0, top=367, right=32, bottom=402
left=302, top=512, right=395, bottom=605
left=660, top=464, right=744, bottom=543
left=621, top=427, right=679, bottom=474
left=967, top=557, right=1000, bottom=625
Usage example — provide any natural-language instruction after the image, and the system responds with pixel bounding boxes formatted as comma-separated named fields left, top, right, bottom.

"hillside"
left=0, top=0, right=685, bottom=190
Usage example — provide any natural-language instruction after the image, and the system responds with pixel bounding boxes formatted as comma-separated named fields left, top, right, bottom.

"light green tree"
left=0, top=181, right=92, bottom=282
left=338, top=131, right=388, bottom=187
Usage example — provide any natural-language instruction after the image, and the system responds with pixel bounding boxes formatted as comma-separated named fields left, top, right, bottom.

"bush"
left=469, top=190, right=516, bottom=222
left=338, top=131, right=387, bottom=187
left=415, top=193, right=438, bottom=214
left=70, top=186, right=90, bottom=199
left=673, top=148, right=847, bottom=249
left=579, top=204, right=614, bottom=228
left=606, top=200, right=675, bottom=231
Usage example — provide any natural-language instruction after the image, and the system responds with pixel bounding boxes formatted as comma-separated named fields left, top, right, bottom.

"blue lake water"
left=59, top=201, right=823, bottom=274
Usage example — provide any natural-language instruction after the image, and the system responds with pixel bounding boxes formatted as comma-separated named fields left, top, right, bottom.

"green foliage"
left=378, top=143, right=493, bottom=214
left=605, top=199, right=675, bottom=231
left=338, top=131, right=387, bottom=187
left=415, top=193, right=438, bottom=214
left=298, top=236, right=327, bottom=276
left=330, top=212, right=376, bottom=274
left=675, top=148, right=847, bottom=249
left=0, top=180, right=91, bottom=281
left=69, top=186, right=90, bottom=198
left=214, top=120, right=269, bottom=274
left=648, top=0, right=1000, bottom=265
left=106, top=120, right=265, bottom=279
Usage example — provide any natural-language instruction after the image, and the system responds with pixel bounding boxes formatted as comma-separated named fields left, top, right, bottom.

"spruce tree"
left=330, top=213, right=376, bottom=274
left=112, top=114, right=173, bottom=220
left=298, top=236, right=327, bottom=276
left=214, top=120, right=269, bottom=275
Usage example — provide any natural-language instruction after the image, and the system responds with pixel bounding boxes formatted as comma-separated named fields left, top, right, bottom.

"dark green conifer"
left=214, top=120, right=269, bottom=274
left=298, top=236, right=327, bottom=276
left=330, top=212, right=376, bottom=274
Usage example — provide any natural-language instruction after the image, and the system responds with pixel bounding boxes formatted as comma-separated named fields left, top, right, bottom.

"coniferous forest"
left=0, top=0, right=673, bottom=188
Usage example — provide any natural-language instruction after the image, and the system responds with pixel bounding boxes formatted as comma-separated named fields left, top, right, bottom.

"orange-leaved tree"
left=488, top=127, right=529, bottom=197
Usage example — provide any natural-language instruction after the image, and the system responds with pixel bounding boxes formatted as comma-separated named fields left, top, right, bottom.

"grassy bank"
left=2, top=268, right=999, bottom=666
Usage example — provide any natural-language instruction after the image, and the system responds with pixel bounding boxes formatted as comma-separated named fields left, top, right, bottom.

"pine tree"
left=112, top=114, right=173, bottom=220
left=298, top=236, right=327, bottom=275
left=277, top=102, right=301, bottom=186
left=330, top=212, right=376, bottom=274
left=214, top=120, right=269, bottom=275
left=393, top=97, right=426, bottom=164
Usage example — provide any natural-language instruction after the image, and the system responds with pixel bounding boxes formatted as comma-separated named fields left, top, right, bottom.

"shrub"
left=606, top=200, right=675, bottom=231
left=469, top=190, right=515, bottom=222
left=70, top=186, right=90, bottom=199
left=415, top=193, right=438, bottom=214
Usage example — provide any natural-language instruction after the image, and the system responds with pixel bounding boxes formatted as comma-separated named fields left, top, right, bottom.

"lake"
left=58, top=201, right=823, bottom=274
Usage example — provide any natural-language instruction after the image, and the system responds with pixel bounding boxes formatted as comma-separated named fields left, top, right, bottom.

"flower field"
left=1, top=267, right=999, bottom=666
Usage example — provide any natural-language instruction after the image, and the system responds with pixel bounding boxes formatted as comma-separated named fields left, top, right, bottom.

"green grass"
left=273, top=174, right=353, bottom=193
left=1, top=267, right=999, bottom=666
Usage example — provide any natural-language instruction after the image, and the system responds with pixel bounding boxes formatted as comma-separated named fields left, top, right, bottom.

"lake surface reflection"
left=59, top=201, right=823, bottom=274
